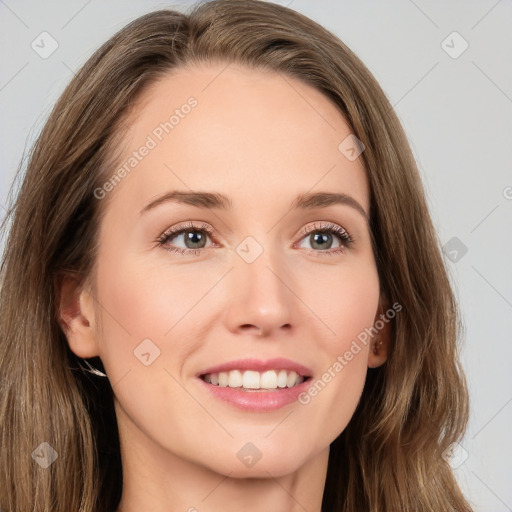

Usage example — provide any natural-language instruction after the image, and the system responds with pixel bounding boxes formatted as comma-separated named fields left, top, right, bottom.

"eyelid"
left=157, top=220, right=354, bottom=256
left=296, top=221, right=351, bottom=240
left=293, top=221, right=354, bottom=256
left=158, top=221, right=215, bottom=241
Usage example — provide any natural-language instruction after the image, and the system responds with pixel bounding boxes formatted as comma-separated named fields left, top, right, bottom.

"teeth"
left=286, top=371, right=298, bottom=388
left=202, top=369, right=305, bottom=390
left=219, top=372, right=229, bottom=387
left=260, top=370, right=277, bottom=389
left=243, top=370, right=261, bottom=389
left=276, top=369, right=288, bottom=388
left=228, top=370, right=243, bottom=388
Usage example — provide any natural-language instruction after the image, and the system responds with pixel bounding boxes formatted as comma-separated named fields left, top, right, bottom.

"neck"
left=113, top=404, right=329, bottom=512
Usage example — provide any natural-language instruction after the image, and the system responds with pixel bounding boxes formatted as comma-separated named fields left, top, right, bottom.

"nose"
left=224, top=248, right=295, bottom=338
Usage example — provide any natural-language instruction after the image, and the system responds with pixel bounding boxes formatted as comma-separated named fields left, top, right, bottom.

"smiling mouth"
left=200, top=369, right=311, bottom=391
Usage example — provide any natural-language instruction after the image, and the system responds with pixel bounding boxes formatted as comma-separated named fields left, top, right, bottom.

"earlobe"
left=368, top=336, right=387, bottom=368
left=367, top=296, right=392, bottom=368
left=55, top=273, right=100, bottom=359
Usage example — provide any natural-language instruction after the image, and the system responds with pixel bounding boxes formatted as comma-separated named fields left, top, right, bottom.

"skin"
left=58, top=62, right=390, bottom=512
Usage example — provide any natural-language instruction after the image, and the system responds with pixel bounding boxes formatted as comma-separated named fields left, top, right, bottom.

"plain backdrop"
left=1, top=1, right=511, bottom=510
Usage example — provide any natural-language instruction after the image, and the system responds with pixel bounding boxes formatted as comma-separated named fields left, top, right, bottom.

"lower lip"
left=197, top=377, right=311, bottom=412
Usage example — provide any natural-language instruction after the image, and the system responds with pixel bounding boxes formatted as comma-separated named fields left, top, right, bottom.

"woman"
left=0, top=1, right=473, bottom=510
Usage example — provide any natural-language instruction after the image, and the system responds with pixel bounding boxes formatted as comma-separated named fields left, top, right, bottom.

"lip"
left=196, top=357, right=313, bottom=378
left=197, top=375, right=312, bottom=412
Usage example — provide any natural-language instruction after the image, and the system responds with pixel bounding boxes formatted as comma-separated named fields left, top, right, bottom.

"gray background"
left=1, top=1, right=511, bottom=510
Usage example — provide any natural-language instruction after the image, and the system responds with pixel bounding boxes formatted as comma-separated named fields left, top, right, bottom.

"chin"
left=202, top=444, right=313, bottom=479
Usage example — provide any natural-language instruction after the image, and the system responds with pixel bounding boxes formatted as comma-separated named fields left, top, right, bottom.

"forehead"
left=108, top=62, right=370, bottom=216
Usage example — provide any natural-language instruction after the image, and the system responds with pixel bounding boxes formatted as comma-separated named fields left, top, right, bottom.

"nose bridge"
left=226, top=236, right=294, bottom=335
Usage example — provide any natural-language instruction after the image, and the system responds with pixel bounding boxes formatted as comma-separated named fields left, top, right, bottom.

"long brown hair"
left=0, top=1, right=473, bottom=510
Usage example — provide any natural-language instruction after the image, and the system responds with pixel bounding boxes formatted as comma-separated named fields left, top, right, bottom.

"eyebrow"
left=139, top=190, right=368, bottom=221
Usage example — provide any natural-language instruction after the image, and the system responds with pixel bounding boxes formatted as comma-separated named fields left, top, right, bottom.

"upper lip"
left=197, top=358, right=313, bottom=378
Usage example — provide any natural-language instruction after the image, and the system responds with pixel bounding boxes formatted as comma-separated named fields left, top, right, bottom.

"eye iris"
left=185, top=230, right=206, bottom=249
left=311, top=232, right=332, bottom=250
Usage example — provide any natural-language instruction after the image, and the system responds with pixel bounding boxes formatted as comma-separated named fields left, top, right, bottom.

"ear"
left=367, top=294, right=392, bottom=368
left=55, top=273, right=100, bottom=358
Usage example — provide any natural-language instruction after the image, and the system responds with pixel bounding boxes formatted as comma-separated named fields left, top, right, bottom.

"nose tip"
left=225, top=256, right=295, bottom=338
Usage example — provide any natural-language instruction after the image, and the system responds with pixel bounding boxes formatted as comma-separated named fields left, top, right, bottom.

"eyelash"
left=156, top=221, right=354, bottom=257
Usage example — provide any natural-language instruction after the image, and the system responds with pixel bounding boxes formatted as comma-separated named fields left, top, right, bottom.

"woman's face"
left=74, top=62, right=388, bottom=477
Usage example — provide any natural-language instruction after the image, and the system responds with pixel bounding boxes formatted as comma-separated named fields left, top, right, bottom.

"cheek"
left=98, top=259, right=194, bottom=330
left=92, top=250, right=221, bottom=378
left=296, top=253, right=380, bottom=345
left=92, top=253, right=209, bottom=439
left=293, top=261, right=379, bottom=443
left=298, top=333, right=371, bottom=453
